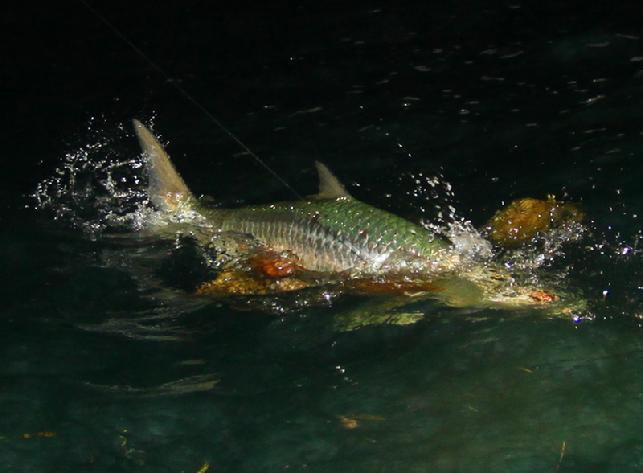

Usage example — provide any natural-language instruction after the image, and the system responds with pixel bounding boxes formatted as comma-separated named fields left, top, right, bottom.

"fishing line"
left=77, top=0, right=303, bottom=200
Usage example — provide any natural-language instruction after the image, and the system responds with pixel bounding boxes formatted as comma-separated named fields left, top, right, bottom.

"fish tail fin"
left=132, top=119, right=193, bottom=211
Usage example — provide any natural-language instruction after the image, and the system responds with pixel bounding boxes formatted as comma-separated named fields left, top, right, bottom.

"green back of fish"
left=201, top=198, right=448, bottom=272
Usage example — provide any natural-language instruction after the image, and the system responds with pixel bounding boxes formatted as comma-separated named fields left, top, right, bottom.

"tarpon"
left=133, top=119, right=455, bottom=275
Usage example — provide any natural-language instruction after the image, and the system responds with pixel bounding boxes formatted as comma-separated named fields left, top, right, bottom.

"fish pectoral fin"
left=132, top=119, right=193, bottom=211
left=312, top=161, right=353, bottom=200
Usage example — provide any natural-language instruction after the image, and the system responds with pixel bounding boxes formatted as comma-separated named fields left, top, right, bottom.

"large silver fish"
left=133, top=119, right=455, bottom=274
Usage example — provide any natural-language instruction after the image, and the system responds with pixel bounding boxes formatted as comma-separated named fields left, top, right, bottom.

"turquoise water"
left=4, top=3, right=643, bottom=472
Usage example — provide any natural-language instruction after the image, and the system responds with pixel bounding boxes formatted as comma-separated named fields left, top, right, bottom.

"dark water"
left=3, top=2, right=643, bottom=472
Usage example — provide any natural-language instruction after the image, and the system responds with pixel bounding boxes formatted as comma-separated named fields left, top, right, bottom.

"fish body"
left=203, top=198, right=449, bottom=272
left=133, top=119, right=451, bottom=274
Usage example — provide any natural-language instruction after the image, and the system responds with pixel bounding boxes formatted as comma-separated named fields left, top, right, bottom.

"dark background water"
left=3, top=1, right=643, bottom=472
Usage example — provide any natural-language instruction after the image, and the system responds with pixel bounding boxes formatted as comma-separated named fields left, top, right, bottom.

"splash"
left=396, top=170, right=601, bottom=314
left=400, top=171, right=493, bottom=262
left=34, top=120, right=640, bottom=325
left=32, top=118, right=159, bottom=236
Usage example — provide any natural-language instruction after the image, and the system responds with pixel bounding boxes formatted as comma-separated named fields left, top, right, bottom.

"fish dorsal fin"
left=314, top=161, right=352, bottom=199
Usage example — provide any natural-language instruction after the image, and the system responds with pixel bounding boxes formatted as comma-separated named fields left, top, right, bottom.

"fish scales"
left=203, top=199, right=446, bottom=272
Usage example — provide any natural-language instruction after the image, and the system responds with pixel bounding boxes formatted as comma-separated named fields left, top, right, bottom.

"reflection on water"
left=87, top=373, right=220, bottom=397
